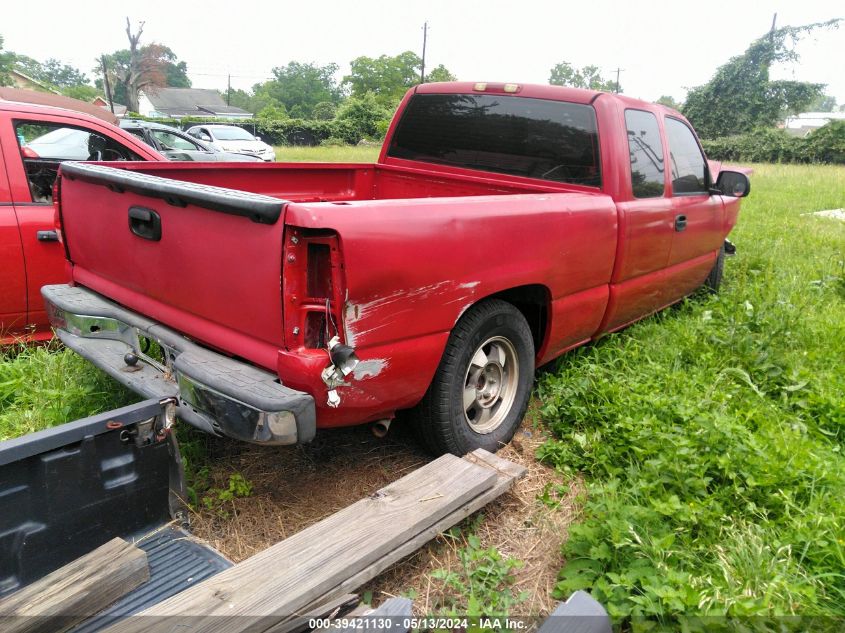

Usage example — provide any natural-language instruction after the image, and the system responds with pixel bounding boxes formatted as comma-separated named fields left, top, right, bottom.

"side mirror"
left=255, top=135, right=262, bottom=141
left=713, top=170, right=750, bottom=198
left=200, top=134, right=212, bottom=142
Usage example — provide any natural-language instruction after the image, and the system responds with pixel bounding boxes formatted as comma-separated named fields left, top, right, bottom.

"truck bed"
left=106, top=159, right=585, bottom=202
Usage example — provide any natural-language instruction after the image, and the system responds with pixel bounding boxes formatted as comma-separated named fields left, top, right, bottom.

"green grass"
left=0, top=343, right=135, bottom=440
left=273, top=144, right=380, bottom=163
left=537, top=164, right=845, bottom=619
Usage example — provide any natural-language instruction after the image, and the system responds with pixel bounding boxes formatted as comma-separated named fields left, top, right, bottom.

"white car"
left=186, top=125, right=275, bottom=162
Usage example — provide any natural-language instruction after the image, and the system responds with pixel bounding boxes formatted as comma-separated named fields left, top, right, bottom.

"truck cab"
left=0, top=99, right=162, bottom=342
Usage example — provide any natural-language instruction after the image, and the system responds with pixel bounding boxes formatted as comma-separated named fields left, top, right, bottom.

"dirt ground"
left=188, top=408, right=581, bottom=616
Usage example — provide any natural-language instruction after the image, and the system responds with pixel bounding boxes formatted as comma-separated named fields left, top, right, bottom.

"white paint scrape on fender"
left=352, top=359, right=388, bottom=380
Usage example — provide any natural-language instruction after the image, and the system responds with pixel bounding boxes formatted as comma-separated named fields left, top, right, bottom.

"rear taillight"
left=283, top=228, right=345, bottom=350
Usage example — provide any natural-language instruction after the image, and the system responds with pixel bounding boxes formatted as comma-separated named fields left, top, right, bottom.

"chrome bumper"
left=41, top=284, right=315, bottom=445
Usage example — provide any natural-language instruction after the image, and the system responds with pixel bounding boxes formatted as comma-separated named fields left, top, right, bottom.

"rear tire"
left=413, top=299, right=535, bottom=456
left=703, top=244, right=725, bottom=292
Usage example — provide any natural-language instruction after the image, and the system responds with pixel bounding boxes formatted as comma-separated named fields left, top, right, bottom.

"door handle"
left=674, top=214, right=687, bottom=232
left=128, top=206, right=162, bottom=241
left=37, top=230, right=59, bottom=242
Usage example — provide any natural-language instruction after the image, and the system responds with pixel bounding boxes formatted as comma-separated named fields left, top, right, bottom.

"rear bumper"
left=41, top=284, right=316, bottom=445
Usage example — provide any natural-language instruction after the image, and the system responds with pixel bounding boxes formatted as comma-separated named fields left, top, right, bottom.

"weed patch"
left=537, top=164, right=845, bottom=619
left=0, top=344, right=136, bottom=440
left=431, top=518, right=528, bottom=617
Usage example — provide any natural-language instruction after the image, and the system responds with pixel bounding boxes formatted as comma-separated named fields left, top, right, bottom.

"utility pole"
left=613, top=68, right=623, bottom=93
left=101, top=55, right=115, bottom=114
left=227, top=74, right=231, bottom=106
left=420, top=21, right=428, bottom=83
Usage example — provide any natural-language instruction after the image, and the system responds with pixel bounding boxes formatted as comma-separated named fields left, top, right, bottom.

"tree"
left=336, top=92, right=392, bottom=139
left=343, top=51, right=423, bottom=105
left=549, top=62, right=619, bottom=92
left=258, top=103, right=288, bottom=120
left=426, top=64, right=457, bottom=83
left=62, top=85, right=99, bottom=101
left=253, top=61, right=341, bottom=118
left=39, top=58, right=90, bottom=88
left=11, top=53, right=43, bottom=82
left=157, top=46, right=190, bottom=88
left=682, top=20, right=839, bottom=138
left=97, top=19, right=191, bottom=111
left=20, top=56, right=95, bottom=97
left=312, top=101, right=337, bottom=120
left=0, top=36, right=18, bottom=87
left=655, top=95, right=682, bottom=110
left=807, top=94, right=837, bottom=112
left=2, top=42, right=95, bottom=97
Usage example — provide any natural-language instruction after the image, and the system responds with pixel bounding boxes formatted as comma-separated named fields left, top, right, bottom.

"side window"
left=125, top=129, right=147, bottom=143
left=625, top=109, right=665, bottom=198
left=665, top=117, right=708, bottom=195
left=14, top=120, right=142, bottom=203
left=151, top=130, right=201, bottom=151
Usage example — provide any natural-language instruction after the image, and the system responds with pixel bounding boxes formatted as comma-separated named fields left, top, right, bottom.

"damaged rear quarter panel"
left=281, top=192, right=616, bottom=425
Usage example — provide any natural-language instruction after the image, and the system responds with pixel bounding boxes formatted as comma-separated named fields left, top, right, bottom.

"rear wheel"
left=413, top=300, right=534, bottom=456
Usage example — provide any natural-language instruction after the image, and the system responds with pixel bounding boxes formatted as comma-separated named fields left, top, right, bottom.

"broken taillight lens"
left=283, top=228, right=345, bottom=350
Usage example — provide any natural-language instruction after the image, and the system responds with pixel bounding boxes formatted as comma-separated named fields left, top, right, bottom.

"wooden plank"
left=101, top=453, right=497, bottom=633
left=308, top=449, right=527, bottom=604
left=0, top=537, right=149, bottom=633
left=266, top=594, right=359, bottom=633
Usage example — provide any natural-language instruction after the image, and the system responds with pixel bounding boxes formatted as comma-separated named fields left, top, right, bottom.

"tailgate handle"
left=128, top=206, right=162, bottom=241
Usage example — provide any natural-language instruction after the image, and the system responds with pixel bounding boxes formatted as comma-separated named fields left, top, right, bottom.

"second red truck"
left=42, top=81, right=749, bottom=455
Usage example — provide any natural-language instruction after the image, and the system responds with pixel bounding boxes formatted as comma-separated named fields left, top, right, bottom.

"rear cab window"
left=387, top=94, right=601, bottom=187
left=665, top=117, right=708, bottom=195
left=625, top=109, right=665, bottom=198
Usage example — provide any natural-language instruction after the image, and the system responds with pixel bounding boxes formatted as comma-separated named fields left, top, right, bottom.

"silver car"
left=186, top=124, right=276, bottom=161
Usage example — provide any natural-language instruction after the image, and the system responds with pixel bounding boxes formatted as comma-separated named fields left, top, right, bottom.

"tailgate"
left=58, top=163, right=287, bottom=369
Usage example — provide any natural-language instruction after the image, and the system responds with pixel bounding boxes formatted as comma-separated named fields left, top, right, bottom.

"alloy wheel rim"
left=463, top=336, right=519, bottom=434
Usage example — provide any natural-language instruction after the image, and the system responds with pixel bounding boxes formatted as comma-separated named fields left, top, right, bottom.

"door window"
left=625, top=109, right=665, bottom=198
left=151, top=130, right=203, bottom=151
left=14, top=120, right=141, bottom=203
left=665, top=117, right=708, bottom=195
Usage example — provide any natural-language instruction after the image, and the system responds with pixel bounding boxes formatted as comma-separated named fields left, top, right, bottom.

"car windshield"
left=211, top=127, right=255, bottom=141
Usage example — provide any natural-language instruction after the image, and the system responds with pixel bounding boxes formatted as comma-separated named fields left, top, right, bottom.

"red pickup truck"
left=42, top=82, right=749, bottom=455
left=0, top=99, right=162, bottom=342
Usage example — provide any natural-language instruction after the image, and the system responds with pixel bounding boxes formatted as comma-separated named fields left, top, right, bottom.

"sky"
left=2, top=0, right=843, bottom=106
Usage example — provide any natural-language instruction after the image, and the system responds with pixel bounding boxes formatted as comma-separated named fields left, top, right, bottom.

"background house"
left=8, top=70, right=57, bottom=93
left=92, top=95, right=128, bottom=117
left=138, top=88, right=252, bottom=119
left=783, top=111, right=845, bottom=137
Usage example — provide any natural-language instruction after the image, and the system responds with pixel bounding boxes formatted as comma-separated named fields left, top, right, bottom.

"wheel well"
left=486, top=285, right=550, bottom=354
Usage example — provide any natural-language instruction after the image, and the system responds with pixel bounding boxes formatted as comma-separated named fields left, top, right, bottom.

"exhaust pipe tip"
left=371, top=418, right=392, bottom=438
